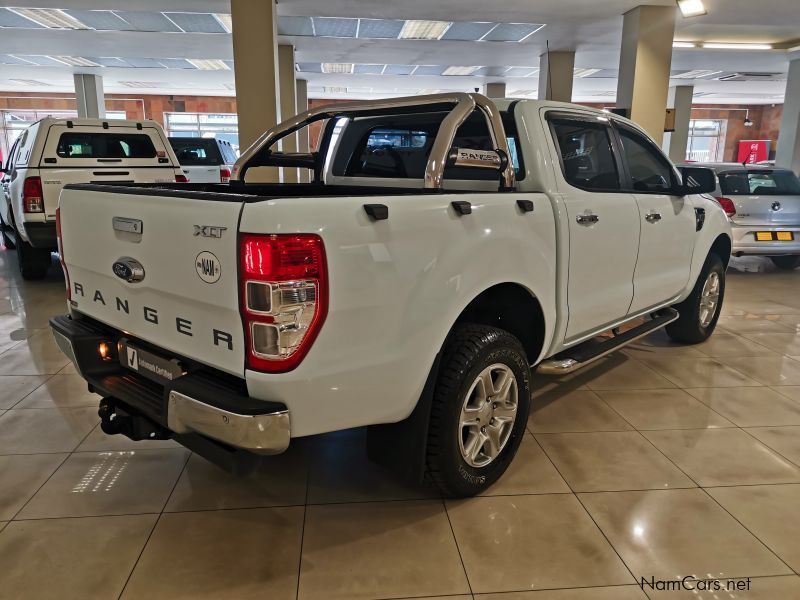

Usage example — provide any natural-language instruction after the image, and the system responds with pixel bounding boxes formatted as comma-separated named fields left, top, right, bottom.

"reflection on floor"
left=1, top=249, right=800, bottom=599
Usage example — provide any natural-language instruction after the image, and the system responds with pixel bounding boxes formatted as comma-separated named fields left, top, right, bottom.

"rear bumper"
left=21, top=221, right=57, bottom=249
left=49, top=314, right=290, bottom=455
left=731, top=224, right=800, bottom=256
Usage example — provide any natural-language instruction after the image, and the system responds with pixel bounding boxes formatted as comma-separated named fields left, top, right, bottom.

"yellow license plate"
left=756, top=231, right=794, bottom=241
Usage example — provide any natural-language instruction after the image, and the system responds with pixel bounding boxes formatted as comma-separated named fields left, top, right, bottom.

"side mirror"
left=677, top=166, right=716, bottom=195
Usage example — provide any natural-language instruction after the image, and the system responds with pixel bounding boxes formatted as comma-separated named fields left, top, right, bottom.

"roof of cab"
left=37, top=117, right=160, bottom=128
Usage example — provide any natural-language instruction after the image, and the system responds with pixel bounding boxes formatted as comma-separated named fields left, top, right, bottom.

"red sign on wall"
left=737, top=140, right=770, bottom=164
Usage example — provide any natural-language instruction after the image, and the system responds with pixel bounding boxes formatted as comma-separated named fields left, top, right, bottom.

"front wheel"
left=426, top=324, right=531, bottom=497
left=770, top=255, right=800, bottom=270
left=666, top=253, right=725, bottom=344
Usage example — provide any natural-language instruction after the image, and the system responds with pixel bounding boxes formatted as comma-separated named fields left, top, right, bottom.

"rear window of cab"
left=56, top=132, right=157, bottom=159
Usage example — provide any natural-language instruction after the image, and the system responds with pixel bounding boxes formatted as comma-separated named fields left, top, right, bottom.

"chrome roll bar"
left=231, top=92, right=515, bottom=190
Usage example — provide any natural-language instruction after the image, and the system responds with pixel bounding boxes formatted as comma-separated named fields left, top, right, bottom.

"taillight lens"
left=22, top=176, right=44, bottom=213
left=175, top=174, right=189, bottom=183
left=56, top=207, right=70, bottom=299
left=240, top=234, right=328, bottom=372
left=220, top=168, right=231, bottom=184
left=716, top=196, right=736, bottom=217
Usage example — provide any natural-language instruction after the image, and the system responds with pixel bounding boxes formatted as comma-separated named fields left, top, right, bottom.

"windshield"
left=719, top=170, right=800, bottom=196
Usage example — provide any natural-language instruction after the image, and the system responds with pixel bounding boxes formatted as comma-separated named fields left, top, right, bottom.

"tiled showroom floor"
left=2, top=247, right=800, bottom=600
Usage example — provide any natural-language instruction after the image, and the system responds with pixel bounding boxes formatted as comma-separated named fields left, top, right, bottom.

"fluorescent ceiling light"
left=215, top=13, right=232, bottom=33
left=442, top=66, right=481, bottom=76
left=399, top=20, right=452, bottom=40
left=574, top=68, right=601, bottom=78
left=672, top=41, right=697, bottom=48
left=322, top=63, right=354, bottom=74
left=676, top=0, right=707, bottom=18
left=9, top=7, right=87, bottom=29
left=52, top=56, right=101, bottom=67
left=187, top=59, right=230, bottom=70
left=672, top=69, right=723, bottom=79
left=703, top=42, right=772, bottom=50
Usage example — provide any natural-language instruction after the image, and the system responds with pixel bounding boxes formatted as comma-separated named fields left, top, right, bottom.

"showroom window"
left=686, top=119, right=725, bottom=162
left=550, top=118, right=621, bottom=191
left=1, top=109, right=126, bottom=164
left=164, top=112, right=240, bottom=154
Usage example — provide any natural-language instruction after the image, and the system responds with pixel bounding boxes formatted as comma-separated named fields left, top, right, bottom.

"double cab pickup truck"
left=50, top=93, right=730, bottom=496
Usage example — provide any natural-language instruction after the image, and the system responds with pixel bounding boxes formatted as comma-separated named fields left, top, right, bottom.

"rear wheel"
left=770, top=255, right=800, bottom=270
left=17, top=236, right=51, bottom=280
left=426, top=324, right=531, bottom=497
left=666, top=253, right=725, bottom=344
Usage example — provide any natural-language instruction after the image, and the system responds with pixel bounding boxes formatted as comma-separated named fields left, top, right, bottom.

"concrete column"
left=776, top=55, right=800, bottom=174
left=482, top=82, right=506, bottom=98
left=615, top=5, right=676, bottom=144
left=296, top=78, right=310, bottom=182
left=73, top=73, right=105, bottom=118
left=278, top=44, right=298, bottom=183
left=231, top=0, right=280, bottom=182
left=663, top=85, right=693, bottom=163
left=538, top=51, right=574, bottom=102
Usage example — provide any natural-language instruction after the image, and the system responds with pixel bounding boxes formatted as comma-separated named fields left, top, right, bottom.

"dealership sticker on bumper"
left=119, top=339, right=185, bottom=385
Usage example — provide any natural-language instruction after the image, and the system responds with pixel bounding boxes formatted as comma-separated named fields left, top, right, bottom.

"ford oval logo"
left=112, top=257, right=145, bottom=283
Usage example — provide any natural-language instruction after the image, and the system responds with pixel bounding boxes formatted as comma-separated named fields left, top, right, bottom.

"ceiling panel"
left=384, top=64, right=416, bottom=75
left=114, top=11, right=181, bottom=32
left=84, top=56, right=132, bottom=67
left=357, top=19, right=404, bottom=39
left=278, top=16, right=314, bottom=36
left=64, top=9, right=134, bottom=31
left=353, top=64, right=385, bottom=74
left=413, top=65, right=447, bottom=75
left=164, top=12, right=226, bottom=33
left=482, top=23, right=543, bottom=42
left=440, top=21, right=496, bottom=41
left=156, top=58, right=197, bottom=69
left=0, top=8, right=45, bottom=28
left=312, top=17, right=358, bottom=38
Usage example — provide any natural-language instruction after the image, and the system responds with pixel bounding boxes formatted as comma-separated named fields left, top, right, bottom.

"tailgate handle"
left=112, top=217, right=143, bottom=234
left=93, top=171, right=130, bottom=176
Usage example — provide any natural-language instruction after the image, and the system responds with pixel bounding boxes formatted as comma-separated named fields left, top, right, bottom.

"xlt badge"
left=112, top=257, right=145, bottom=283
left=194, top=225, right=227, bottom=238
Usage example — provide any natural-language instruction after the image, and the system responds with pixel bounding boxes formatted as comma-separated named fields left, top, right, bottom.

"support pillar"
left=73, top=74, right=105, bottom=118
left=278, top=44, right=298, bottom=183
left=615, top=5, right=676, bottom=144
left=296, top=78, right=310, bottom=182
left=231, top=0, right=280, bottom=181
left=776, top=54, right=800, bottom=174
left=482, top=82, right=506, bottom=98
left=538, top=51, right=574, bottom=102
left=663, top=85, right=693, bottom=163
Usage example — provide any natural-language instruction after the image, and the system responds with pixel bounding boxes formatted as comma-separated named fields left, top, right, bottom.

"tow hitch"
left=98, top=397, right=171, bottom=441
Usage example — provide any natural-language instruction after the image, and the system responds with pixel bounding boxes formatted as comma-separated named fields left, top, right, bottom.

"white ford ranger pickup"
left=0, top=117, right=184, bottom=280
left=50, top=93, right=731, bottom=496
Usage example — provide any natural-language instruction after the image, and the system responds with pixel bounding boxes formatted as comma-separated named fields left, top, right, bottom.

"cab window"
left=617, top=126, right=675, bottom=193
left=550, top=117, right=621, bottom=191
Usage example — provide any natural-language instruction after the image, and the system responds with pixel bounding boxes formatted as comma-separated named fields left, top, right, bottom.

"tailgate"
left=59, top=186, right=245, bottom=376
left=731, top=194, right=800, bottom=226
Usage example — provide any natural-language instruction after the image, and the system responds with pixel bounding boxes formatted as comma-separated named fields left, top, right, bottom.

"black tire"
left=17, top=236, right=51, bottom=280
left=770, top=255, right=800, bottom=270
left=666, top=253, right=725, bottom=344
left=426, top=323, right=531, bottom=497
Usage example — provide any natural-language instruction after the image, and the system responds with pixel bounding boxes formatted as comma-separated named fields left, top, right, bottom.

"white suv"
left=169, top=137, right=238, bottom=183
left=0, top=117, right=184, bottom=279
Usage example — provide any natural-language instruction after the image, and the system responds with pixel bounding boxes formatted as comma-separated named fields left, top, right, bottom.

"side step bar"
left=537, top=308, right=679, bottom=375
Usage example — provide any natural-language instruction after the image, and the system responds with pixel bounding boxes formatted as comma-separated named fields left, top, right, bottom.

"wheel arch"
left=709, top=233, right=732, bottom=268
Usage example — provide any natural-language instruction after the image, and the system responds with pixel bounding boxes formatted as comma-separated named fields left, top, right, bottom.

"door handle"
left=576, top=213, right=599, bottom=225
left=645, top=212, right=662, bottom=223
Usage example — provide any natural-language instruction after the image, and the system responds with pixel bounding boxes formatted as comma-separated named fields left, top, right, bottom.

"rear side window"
left=719, top=170, right=800, bottom=195
left=550, top=118, right=620, bottom=191
left=56, top=132, right=157, bottom=159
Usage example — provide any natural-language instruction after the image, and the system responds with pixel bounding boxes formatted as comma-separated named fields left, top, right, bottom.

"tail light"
left=240, top=234, right=328, bottom=372
left=22, top=176, right=44, bottom=213
left=716, top=196, right=736, bottom=217
left=175, top=174, right=189, bottom=183
left=56, top=207, right=70, bottom=299
left=220, top=168, right=231, bottom=184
